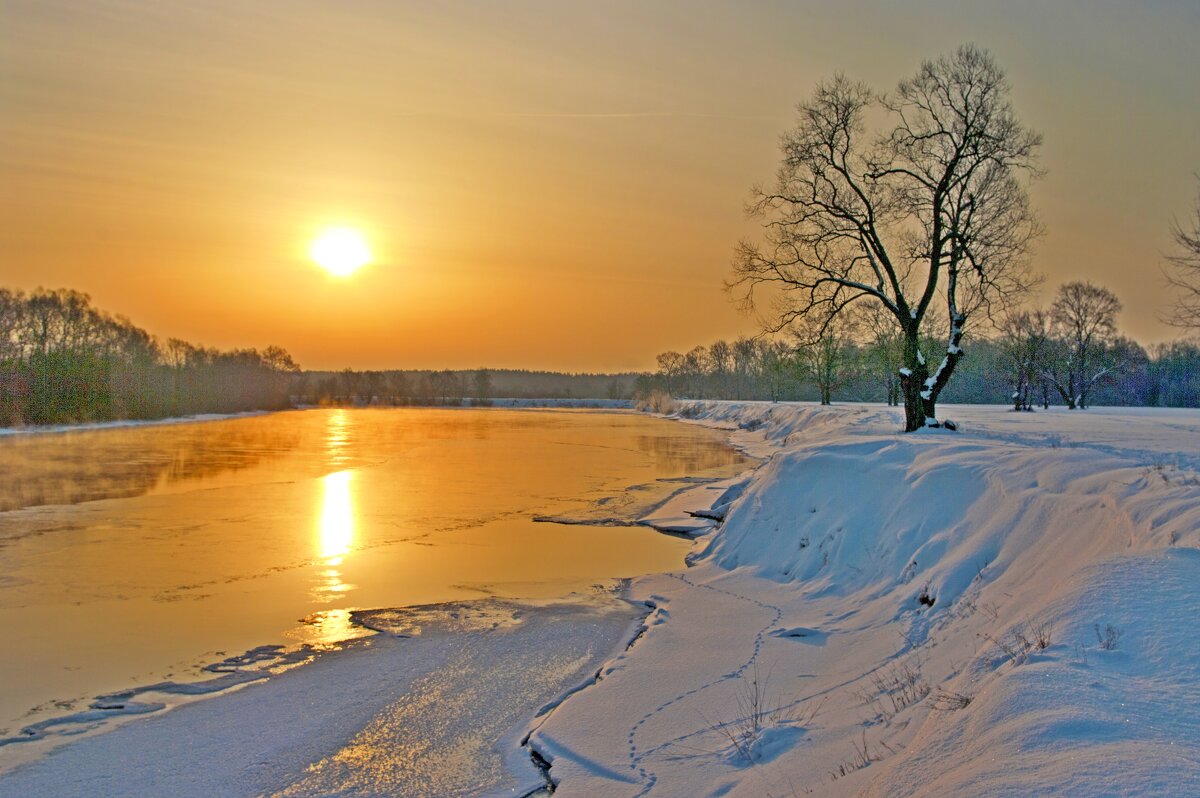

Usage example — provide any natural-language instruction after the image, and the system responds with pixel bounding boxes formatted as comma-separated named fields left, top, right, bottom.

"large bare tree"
left=731, top=45, right=1042, bottom=431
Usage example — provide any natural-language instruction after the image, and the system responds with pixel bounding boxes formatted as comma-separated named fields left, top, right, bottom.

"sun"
left=310, top=227, right=371, bottom=277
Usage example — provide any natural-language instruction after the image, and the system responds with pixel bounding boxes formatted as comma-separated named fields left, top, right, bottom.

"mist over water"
left=0, top=407, right=746, bottom=752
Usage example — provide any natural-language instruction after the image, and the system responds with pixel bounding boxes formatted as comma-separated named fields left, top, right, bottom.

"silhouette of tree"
left=732, top=45, right=1042, bottom=430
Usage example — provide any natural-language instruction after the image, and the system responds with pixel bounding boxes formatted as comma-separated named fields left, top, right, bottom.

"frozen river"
left=0, top=407, right=747, bottom=778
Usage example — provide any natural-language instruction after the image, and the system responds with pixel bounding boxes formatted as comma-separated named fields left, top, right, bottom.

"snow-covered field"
left=532, top=402, right=1200, bottom=796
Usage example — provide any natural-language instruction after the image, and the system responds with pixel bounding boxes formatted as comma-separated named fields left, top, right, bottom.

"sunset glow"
left=3, top=4, right=1196, bottom=371
left=311, top=228, right=371, bottom=278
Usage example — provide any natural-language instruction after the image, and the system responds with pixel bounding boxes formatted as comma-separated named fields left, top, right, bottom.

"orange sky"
left=2, top=1, right=1198, bottom=371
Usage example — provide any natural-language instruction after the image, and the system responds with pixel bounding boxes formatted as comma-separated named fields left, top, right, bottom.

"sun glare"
left=318, top=469, right=355, bottom=560
left=310, top=227, right=371, bottom=277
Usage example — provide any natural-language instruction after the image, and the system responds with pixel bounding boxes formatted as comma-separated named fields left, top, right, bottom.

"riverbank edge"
left=0, top=409, right=278, bottom=437
left=517, top=404, right=773, bottom=794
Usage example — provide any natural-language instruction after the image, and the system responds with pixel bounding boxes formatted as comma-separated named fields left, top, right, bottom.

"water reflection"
left=325, top=409, right=351, bottom=468
left=635, top=434, right=745, bottom=472
left=296, top=608, right=362, bottom=647
left=314, top=470, right=356, bottom=604
left=318, top=470, right=355, bottom=561
left=0, top=417, right=302, bottom=512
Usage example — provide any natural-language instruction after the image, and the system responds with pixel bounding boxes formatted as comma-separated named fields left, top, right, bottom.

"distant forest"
left=640, top=283, right=1200, bottom=410
left=0, top=287, right=640, bottom=426
left=6, top=286, right=1200, bottom=429
left=641, top=335, right=1200, bottom=408
left=0, top=288, right=297, bottom=426
left=298, top=368, right=638, bottom=406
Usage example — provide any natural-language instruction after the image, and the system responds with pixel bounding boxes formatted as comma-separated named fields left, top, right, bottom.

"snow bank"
left=865, top=549, right=1200, bottom=796
left=533, top=402, right=1200, bottom=796
left=488, top=398, right=633, bottom=409
left=0, top=410, right=272, bottom=437
left=0, top=595, right=646, bottom=798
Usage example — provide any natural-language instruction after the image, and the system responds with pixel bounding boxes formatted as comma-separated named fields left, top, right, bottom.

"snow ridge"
left=534, top=401, right=1200, bottom=797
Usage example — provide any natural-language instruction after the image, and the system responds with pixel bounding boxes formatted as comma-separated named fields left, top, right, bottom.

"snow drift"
left=532, top=402, right=1200, bottom=796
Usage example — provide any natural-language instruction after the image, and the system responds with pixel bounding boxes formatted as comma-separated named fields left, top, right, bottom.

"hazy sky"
left=2, top=1, right=1198, bottom=371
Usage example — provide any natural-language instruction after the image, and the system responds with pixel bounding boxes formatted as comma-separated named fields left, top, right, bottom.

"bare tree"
left=261, top=345, right=300, bottom=375
left=1166, top=179, right=1200, bottom=328
left=472, top=368, right=493, bottom=405
left=682, top=345, right=712, bottom=398
left=1042, top=282, right=1123, bottom=409
left=386, top=371, right=409, bottom=404
left=854, top=303, right=905, bottom=405
left=431, top=369, right=463, bottom=404
left=732, top=338, right=759, bottom=398
left=708, top=339, right=734, bottom=398
left=655, top=351, right=684, bottom=396
left=997, top=309, right=1050, bottom=411
left=760, top=340, right=796, bottom=402
left=793, top=315, right=858, bottom=405
left=0, top=288, right=24, bottom=363
left=363, top=370, right=387, bottom=404
left=731, top=45, right=1042, bottom=431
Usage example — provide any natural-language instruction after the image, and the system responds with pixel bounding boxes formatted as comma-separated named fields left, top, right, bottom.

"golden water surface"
left=0, top=407, right=746, bottom=742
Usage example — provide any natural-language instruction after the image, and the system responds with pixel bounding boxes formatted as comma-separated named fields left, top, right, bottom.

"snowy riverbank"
left=0, top=593, right=649, bottom=798
left=531, top=401, right=1200, bottom=796
left=4, top=401, right=1198, bottom=796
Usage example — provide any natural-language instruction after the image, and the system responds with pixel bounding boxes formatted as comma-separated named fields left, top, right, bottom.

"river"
left=0, top=406, right=746, bottom=779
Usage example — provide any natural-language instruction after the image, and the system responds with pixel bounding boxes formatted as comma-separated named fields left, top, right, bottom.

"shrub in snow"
left=706, top=665, right=822, bottom=765
left=635, top=390, right=676, bottom=415
left=855, top=660, right=930, bottom=723
left=931, top=688, right=974, bottom=711
left=1094, top=623, right=1122, bottom=651
left=982, top=619, right=1054, bottom=667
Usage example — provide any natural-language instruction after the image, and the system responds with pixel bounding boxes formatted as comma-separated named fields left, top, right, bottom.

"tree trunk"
left=899, top=326, right=928, bottom=432
left=1050, top=380, right=1078, bottom=409
left=900, top=368, right=927, bottom=431
left=921, top=312, right=967, bottom=423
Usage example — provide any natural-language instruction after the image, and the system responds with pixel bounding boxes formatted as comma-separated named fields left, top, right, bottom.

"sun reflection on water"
left=319, top=470, right=355, bottom=560
left=294, top=608, right=368, bottom=647
left=314, top=469, right=356, bottom=607
left=325, top=408, right=351, bottom=468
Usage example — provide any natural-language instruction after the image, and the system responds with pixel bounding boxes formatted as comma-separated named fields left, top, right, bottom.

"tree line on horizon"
left=4, top=281, right=1199, bottom=429
left=0, top=288, right=642, bottom=426
left=296, top=368, right=636, bottom=406
left=642, top=280, right=1200, bottom=410
left=0, top=287, right=298, bottom=426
